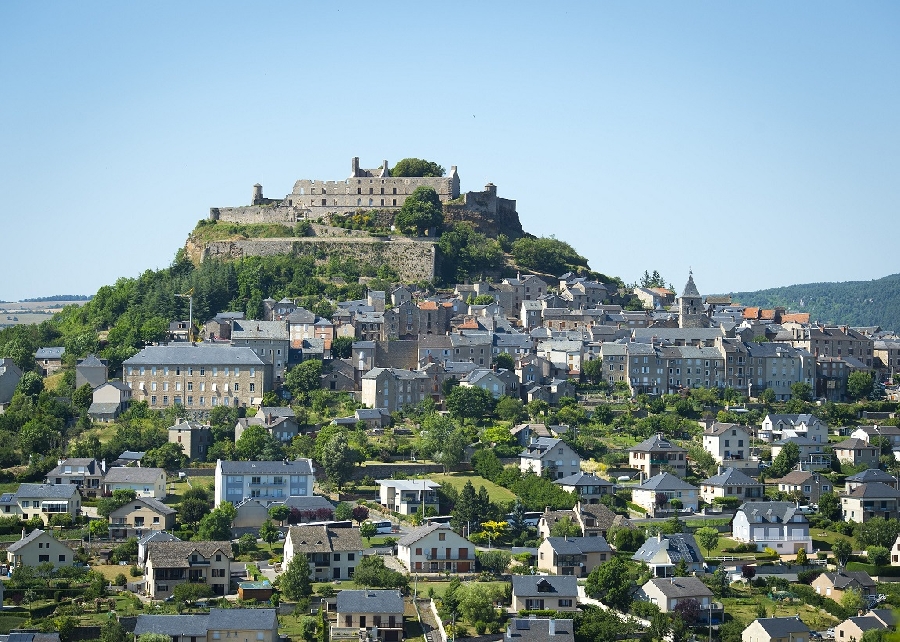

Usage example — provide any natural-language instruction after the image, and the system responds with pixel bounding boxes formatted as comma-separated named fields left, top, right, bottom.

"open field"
left=428, top=473, right=517, bottom=503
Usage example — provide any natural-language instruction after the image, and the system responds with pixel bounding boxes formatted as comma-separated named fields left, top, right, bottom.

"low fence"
left=430, top=599, right=448, bottom=642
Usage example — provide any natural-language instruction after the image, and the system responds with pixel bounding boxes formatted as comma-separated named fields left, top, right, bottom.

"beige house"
left=767, top=470, right=832, bottom=504
left=333, top=589, right=404, bottom=642
left=361, top=368, right=429, bottom=413
left=632, top=473, right=699, bottom=516
left=123, top=344, right=271, bottom=410
left=700, top=467, right=764, bottom=505
left=628, top=434, right=688, bottom=478
left=108, top=496, right=177, bottom=539
left=144, top=540, right=233, bottom=599
left=640, top=576, right=721, bottom=623
left=537, top=536, right=612, bottom=577
left=520, top=437, right=582, bottom=479
left=811, top=571, right=876, bottom=603
left=283, top=525, right=363, bottom=582
left=742, top=617, right=810, bottom=642
left=133, top=608, right=279, bottom=642
left=7, top=529, right=73, bottom=569
left=0, top=484, right=82, bottom=525
left=89, top=381, right=132, bottom=421
left=835, top=610, right=895, bottom=642
left=397, top=523, right=475, bottom=574
left=103, top=467, right=167, bottom=499
left=511, top=575, right=578, bottom=612
left=841, top=482, right=900, bottom=523
left=168, top=419, right=213, bottom=462
left=832, top=438, right=881, bottom=467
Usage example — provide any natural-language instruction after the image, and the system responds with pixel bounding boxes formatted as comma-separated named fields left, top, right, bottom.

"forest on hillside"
left=729, top=273, right=900, bottom=332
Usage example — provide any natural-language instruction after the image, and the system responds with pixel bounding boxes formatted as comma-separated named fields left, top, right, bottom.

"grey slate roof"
left=7, top=529, right=53, bottom=552
left=820, top=571, right=876, bottom=590
left=638, top=472, right=698, bottom=492
left=138, top=530, right=180, bottom=547
left=123, top=344, right=266, bottom=366
left=645, top=576, right=713, bottom=599
left=111, top=496, right=176, bottom=516
left=846, top=469, right=897, bottom=484
left=554, top=472, right=615, bottom=488
left=218, top=459, right=313, bottom=475
left=232, top=320, right=288, bottom=339
left=544, top=536, right=611, bottom=555
left=398, top=522, right=456, bottom=547
left=505, top=618, right=573, bottom=641
left=103, top=467, right=164, bottom=485
left=701, top=467, right=761, bottom=487
left=628, top=434, right=686, bottom=453
left=133, top=609, right=277, bottom=637
left=146, top=540, right=233, bottom=567
left=511, top=575, right=578, bottom=598
left=287, top=525, right=363, bottom=554
left=736, top=501, right=807, bottom=523
left=752, top=617, right=810, bottom=637
left=847, top=482, right=900, bottom=499
left=632, top=533, right=704, bottom=566
left=35, top=347, right=65, bottom=359
left=15, top=484, right=79, bottom=499
left=283, top=495, right=336, bottom=511
left=336, top=589, right=404, bottom=615
left=88, top=399, right=125, bottom=414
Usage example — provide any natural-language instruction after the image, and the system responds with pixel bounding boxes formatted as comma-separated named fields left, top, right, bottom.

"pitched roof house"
left=628, top=434, right=687, bottom=478
left=537, top=536, right=612, bottom=577
left=632, top=533, right=705, bottom=577
left=811, top=571, right=876, bottom=603
left=732, top=502, right=812, bottom=553
left=700, top=467, right=764, bottom=505
left=283, top=525, right=363, bottom=581
left=841, top=482, right=900, bottom=523
left=632, top=473, right=698, bottom=516
left=511, top=575, right=579, bottom=612
left=519, top=437, right=581, bottom=479
left=334, top=590, right=404, bottom=642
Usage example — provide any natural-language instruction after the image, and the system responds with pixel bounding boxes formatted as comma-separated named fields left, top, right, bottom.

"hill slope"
left=728, top=273, right=900, bottom=331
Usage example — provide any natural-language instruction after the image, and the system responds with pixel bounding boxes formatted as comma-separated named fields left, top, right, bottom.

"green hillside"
left=728, top=273, right=900, bottom=331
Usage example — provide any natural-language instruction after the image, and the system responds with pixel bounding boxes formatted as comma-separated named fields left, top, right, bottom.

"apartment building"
left=214, top=459, right=314, bottom=507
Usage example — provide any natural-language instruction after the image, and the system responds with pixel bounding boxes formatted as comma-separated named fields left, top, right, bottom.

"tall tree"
left=280, top=553, right=312, bottom=601
left=321, top=433, right=354, bottom=490
left=394, top=187, right=444, bottom=236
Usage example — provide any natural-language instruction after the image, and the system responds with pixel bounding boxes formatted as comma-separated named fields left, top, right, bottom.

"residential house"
left=841, top=482, right=900, bottom=522
left=554, top=472, right=615, bottom=503
left=768, top=470, right=832, bottom=504
left=811, top=571, right=877, bottom=603
left=835, top=611, right=896, bottom=642
left=0, top=358, right=23, bottom=407
left=360, top=368, right=429, bottom=414
left=397, top=523, right=475, bottom=573
left=108, top=496, right=177, bottom=539
left=204, top=311, right=245, bottom=341
left=138, top=531, right=180, bottom=566
left=283, top=525, right=363, bottom=581
left=377, top=480, right=440, bottom=516
left=459, top=368, right=507, bottom=398
left=851, top=425, right=900, bottom=450
left=0, top=631, right=58, bottom=642
left=133, top=609, right=279, bottom=642
left=640, top=576, right=722, bottom=623
left=832, top=438, right=881, bottom=468
left=333, top=590, right=404, bottom=642
left=700, top=467, right=764, bottom=505
left=75, top=354, right=108, bottom=389
left=511, top=575, right=578, bottom=612
left=732, top=502, right=813, bottom=553
left=214, top=459, right=314, bottom=507
left=103, top=467, right=167, bottom=499
left=520, top=437, right=581, bottom=479
left=745, top=342, right=813, bottom=401
left=741, top=617, right=810, bottom=642
left=235, top=410, right=300, bottom=444
left=0, top=484, right=81, bottom=525
left=628, top=434, right=688, bottom=478
left=503, top=618, right=573, bottom=642
left=760, top=414, right=828, bottom=444
left=538, top=502, right=628, bottom=539
left=44, top=458, right=105, bottom=497
left=144, top=540, right=233, bottom=599
left=230, top=319, right=290, bottom=383
left=34, top=347, right=64, bottom=376
left=845, top=469, right=898, bottom=493
left=88, top=380, right=132, bottom=421
left=168, top=419, right=213, bottom=462
left=7, top=529, right=72, bottom=569
left=537, top=536, right=612, bottom=577
left=632, top=533, right=705, bottom=577
left=122, top=344, right=271, bottom=410
left=770, top=437, right=831, bottom=471
left=632, top=473, right=699, bottom=516
left=702, top=423, right=753, bottom=466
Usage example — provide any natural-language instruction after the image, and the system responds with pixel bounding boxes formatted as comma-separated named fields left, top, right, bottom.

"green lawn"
left=723, top=585, right=840, bottom=630
left=412, top=580, right=509, bottom=599
left=429, top=473, right=517, bottom=503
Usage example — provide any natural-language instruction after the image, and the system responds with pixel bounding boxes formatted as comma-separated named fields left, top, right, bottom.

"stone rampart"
left=199, top=237, right=436, bottom=283
left=210, top=204, right=298, bottom=224
left=444, top=187, right=524, bottom=239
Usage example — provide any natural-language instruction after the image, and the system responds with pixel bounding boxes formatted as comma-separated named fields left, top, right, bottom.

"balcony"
left=424, top=553, right=468, bottom=561
left=189, top=559, right=210, bottom=566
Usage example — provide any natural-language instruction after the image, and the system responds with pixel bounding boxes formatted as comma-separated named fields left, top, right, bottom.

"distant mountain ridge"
left=726, top=273, right=900, bottom=332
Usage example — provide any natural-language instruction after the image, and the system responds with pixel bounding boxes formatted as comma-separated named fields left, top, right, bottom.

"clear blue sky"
left=2, top=1, right=898, bottom=301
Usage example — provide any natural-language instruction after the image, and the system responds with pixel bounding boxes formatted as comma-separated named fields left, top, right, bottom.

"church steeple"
left=678, top=270, right=703, bottom=328
left=682, top=270, right=700, bottom=298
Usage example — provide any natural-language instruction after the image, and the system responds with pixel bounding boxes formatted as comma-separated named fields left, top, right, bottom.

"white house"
left=397, top=523, right=475, bottom=574
left=632, top=473, right=698, bottom=516
left=732, top=501, right=812, bottom=553
left=214, top=459, right=314, bottom=507
left=102, top=467, right=167, bottom=499
left=702, top=423, right=753, bottom=466
left=376, top=479, right=440, bottom=516
left=760, top=414, right=827, bottom=444
left=519, top=437, right=581, bottom=479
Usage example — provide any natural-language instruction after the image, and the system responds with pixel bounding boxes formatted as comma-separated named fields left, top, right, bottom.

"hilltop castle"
left=208, top=157, right=524, bottom=239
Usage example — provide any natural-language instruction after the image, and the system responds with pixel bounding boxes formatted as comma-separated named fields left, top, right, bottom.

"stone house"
left=231, top=320, right=289, bottom=383
left=511, top=575, right=578, bottom=612
left=741, top=617, right=810, bottom=642
left=459, top=368, right=507, bottom=398
left=138, top=531, right=180, bottom=566
left=203, top=311, right=245, bottom=341
left=214, top=459, right=314, bottom=507
left=333, top=590, right=404, bottom=642
left=133, top=608, right=279, bottom=642
left=632, top=533, right=705, bottom=578
left=628, top=434, right=688, bottom=478
left=377, top=480, right=440, bottom=516
left=0, top=358, right=23, bottom=407
left=0, top=484, right=81, bottom=525
left=168, top=419, right=213, bottom=461
left=361, top=368, right=429, bottom=414
left=144, top=540, right=234, bottom=599
left=732, top=502, right=812, bottom=553
left=44, top=458, right=106, bottom=497
left=700, top=467, right=764, bottom=505
left=7, top=529, right=72, bottom=569
left=835, top=611, right=895, bottom=642
left=519, top=437, right=581, bottom=479
left=767, top=470, right=832, bottom=504
left=103, top=467, right=167, bottom=499
left=811, top=571, right=876, bottom=603
left=75, top=354, right=108, bottom=389
left=537, top=536, right=611, bottom=577
left=322, top=358, right=358, bottom=392
left=88, top=380, right=132, bottom=421
left=397, top=523, right=475, bottom=574
left=537, top=502, right=627, bottom=540
left=108, top=496, right=177, bottom=539
left=841, top=482, right=900, bottom=523
left=123, top=344, right=271, bottom=410
left=283, top=525, right=363, bottom=581
left=640, top=576, right=721, bottom=622
left=34, top=347, right=64, bottom=376
left=235, top=412, right=299, bottom=444
left=832, top=438, right=881, bottom=467
left=632, top=473, right=699, bottom=516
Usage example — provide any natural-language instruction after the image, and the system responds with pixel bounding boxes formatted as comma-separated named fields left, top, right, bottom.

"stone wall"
left=443, top=185, right=524, bottom=239
left=210, top=204, right=298, bottom=224
left=199, top=237, right=436, bottom=283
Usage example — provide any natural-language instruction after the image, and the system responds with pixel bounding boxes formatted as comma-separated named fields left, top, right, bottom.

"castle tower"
left=252, top=183, right=263, bottom=205
left=678, top=271, right=704, bottom=328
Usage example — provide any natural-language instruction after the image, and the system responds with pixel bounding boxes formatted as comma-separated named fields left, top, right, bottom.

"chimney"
left=657, top=532, right=663, bottom=542
left=549, top=619, right=556, bottom=636
left=21, top=528, right=25, bottom=540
